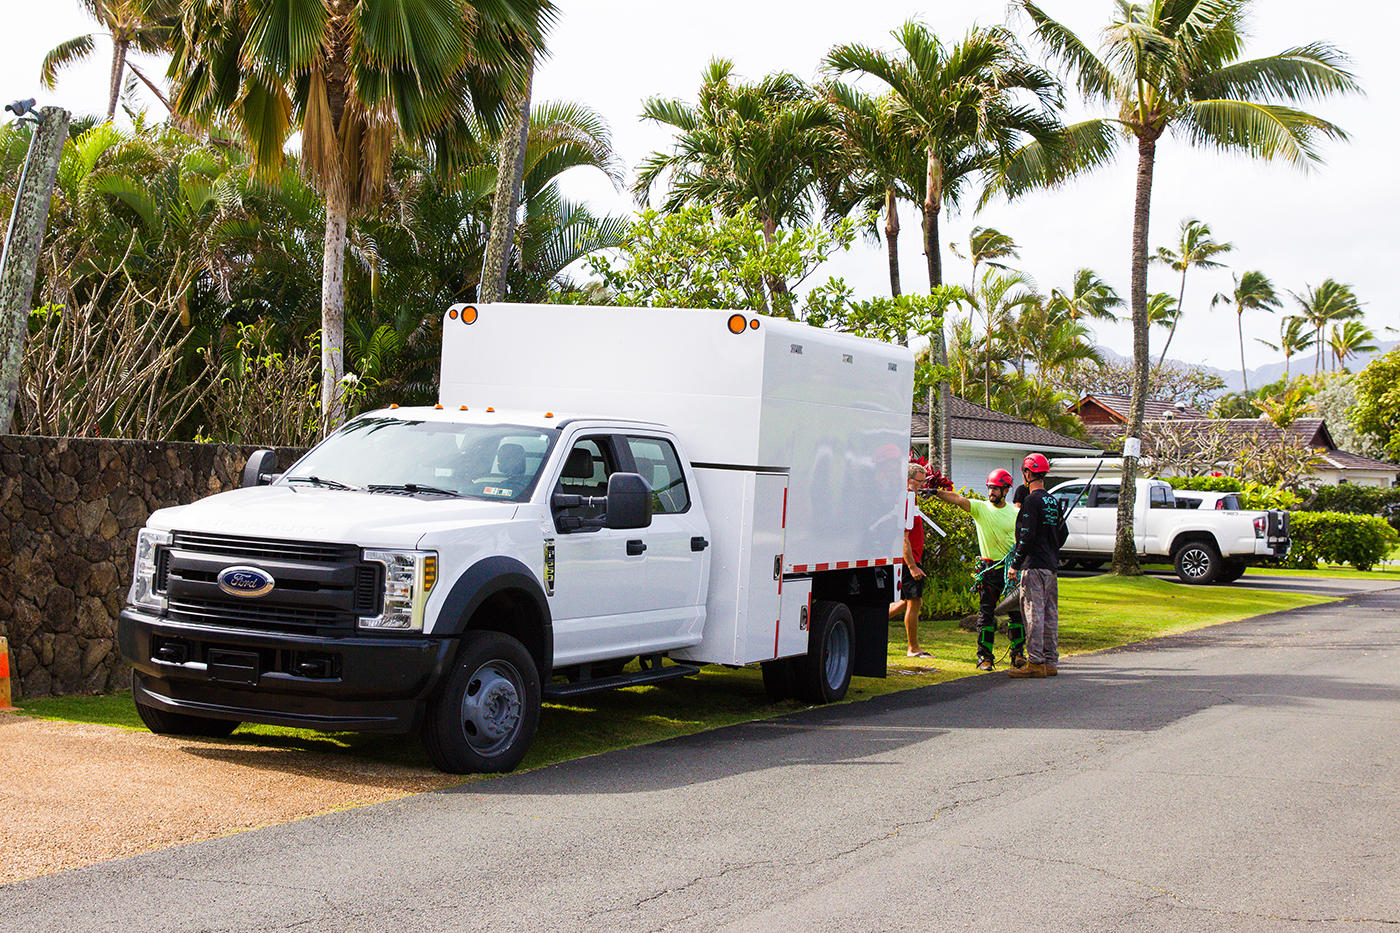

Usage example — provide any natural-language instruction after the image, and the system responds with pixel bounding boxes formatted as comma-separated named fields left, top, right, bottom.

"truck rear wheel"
left=423, top=631, right=541, bottom=774
left=761, top=658, right=798, bottom=701
left=131, top=672, right=240, bottom=738
left=1219, top=558, right=1247, bottom=583
left=796, top=601, right=854, bottom=704
left=1174, top=540, right=1222, bottom=585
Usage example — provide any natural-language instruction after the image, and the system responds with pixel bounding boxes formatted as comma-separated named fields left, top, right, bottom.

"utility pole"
left=0, top=101, right=69, bottom=434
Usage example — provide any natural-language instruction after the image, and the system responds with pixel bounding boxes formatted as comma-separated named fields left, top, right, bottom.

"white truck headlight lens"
left=360, top=550, right=437, bottom=631
left=128, top=528, right=172, bottom=612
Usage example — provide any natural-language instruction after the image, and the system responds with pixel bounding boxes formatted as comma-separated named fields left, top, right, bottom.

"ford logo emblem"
left=217, top=565, right=275, bottom=598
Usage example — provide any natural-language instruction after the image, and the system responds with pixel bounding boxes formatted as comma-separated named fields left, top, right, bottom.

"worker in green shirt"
left=932, top=469, right=1027, bottom=670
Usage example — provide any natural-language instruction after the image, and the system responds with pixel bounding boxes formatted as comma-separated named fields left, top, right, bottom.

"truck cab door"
left=1085, top=483, right=1120, bottom=552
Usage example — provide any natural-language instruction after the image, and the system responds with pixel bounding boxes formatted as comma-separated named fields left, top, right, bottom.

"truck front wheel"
left=796, top=601, right=854, bottom=704
left=131, top=672, right=240, bottom=738
left=423, top=631, right=541, bottom=774
left=1174, top=541, right=1222, bottom=585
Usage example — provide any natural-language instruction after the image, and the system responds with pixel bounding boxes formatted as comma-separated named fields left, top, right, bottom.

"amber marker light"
left=727, top=313, right=747, bottom=334
left=461, top=306, right=478, bottom=324
left=389, top=403, right=400, bottom=409
left=486, top=406, right=495, bottom=412
left=749, top=318, right=760, bottom=330
left=544, top=412, right=554, bottom=418
left=448, top=308, right=459, bottom=320
left=459, top=405, right=468, bottom=410
left=434, top=403, right=443, bottom=409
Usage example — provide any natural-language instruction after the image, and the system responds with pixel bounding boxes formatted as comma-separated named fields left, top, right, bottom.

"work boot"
left=1007, top=662, right=1047, bottom=679
left=1010, top=651, right=1027, bottom=669
left=976, top=657, right=995, bottom=672
left=1044, top=663, right=1059, bottom=677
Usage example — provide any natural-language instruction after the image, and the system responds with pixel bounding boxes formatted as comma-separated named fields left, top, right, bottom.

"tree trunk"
left=884, top=186, right=902, bottom=303
left=1156, top=267, right=1187, bottom=369
left=1237, top=310, right=1249, bottom=395
left=760, top=213, right=789, bottom=314
left=480, top=60, right=534, bottom=304
left=922, top=151, right=951, bottom=473
left=320, top=177, right=349, bottom=430
left=0, top=107, right=69, bottom=434
left=107, top=40, right=128, bottom=122
left=1113, top=133, right=1159, bottom=576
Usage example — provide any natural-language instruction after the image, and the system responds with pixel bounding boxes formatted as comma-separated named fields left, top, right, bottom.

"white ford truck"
left=119, top=304, right=914, bottom=772
left=1049, top=477, right=1290, bottom=584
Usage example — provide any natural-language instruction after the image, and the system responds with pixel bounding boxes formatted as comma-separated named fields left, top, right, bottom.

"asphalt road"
left=5, top=581, right=1399, bottom=932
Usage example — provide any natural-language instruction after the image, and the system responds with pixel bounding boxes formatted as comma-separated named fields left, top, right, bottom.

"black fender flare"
left=435, top=556, right=553, bottom=678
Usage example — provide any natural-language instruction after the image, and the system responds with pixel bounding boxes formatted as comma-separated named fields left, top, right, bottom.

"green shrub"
left=1238, top=481, right=1303, bottom=511
left=1166, top=476, right=1241, bottom=492
left=1280, top=512, right=1399, bottom=571
left=1301, top=485, right=1400, bottom=532
left=915, top=494, right=979, bottom=619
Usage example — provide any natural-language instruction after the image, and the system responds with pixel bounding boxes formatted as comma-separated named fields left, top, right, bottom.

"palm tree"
left=1153, top=218, right=1233, bottom=367
left=1017, top=0, right=1359, bottom=573
left=827, top=21, right=1061, bottom=470
left=820, top=84, right=922, bottom=303
left=974, top=268, right=1038, bottom=404
left=1048, top=268, right=1122, bottom=328
left=1147, top=291, right=1180, bottom=335
left=167, top=0, right=554, bottom=426
left=1212, top=271, right=1281, bottom=394
left=1292, top=279, right=1363, bottom=374
left=41, top=0, right=176, bottom=121
left=1328, top=320, right=1377, bottom=371
left=1255, top=315, right=1314, bottom=377
left=636, top=61, right=836, bottom=302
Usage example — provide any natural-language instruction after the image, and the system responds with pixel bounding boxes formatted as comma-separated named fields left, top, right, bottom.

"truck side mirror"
left=242, top=449, right=278, bottom=488
left=604, top=472, right=652, bottom=530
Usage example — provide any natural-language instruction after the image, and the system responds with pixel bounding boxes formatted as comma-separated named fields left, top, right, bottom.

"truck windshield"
left=283, top=416, right=556, bottom=502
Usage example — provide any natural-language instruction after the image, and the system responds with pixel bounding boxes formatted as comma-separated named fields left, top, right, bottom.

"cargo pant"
left=1018, top=568, right=1059, bottom=665
left=977, top=561, right=1025, bottom=663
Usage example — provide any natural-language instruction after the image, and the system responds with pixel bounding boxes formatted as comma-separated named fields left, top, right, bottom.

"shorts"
left=900, top=570, right=924, bottom=600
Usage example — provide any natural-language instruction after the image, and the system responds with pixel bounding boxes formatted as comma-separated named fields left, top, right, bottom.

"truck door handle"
left=690, top=536, right=709, bottom=552
left=626, top=540, right=647, bottom=556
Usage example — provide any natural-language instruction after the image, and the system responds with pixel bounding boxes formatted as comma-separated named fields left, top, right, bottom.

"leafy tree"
left=167, top=0, right=554, bottom=426
left=1017, top=0, right=1358, bottom=573
left=1351, top=348, right=1400, bottom=460
left=827, top=20, right=1062, bottom=471
left=1292, top=278, right=1362, bottom=374
left=1212, top=270, right=1281, bottom=394
left=1153, top=217, right=1233, bottom=367
left=1072, top=359, right=1225, bottom=411
left=41, top=0, right=176, bottom=121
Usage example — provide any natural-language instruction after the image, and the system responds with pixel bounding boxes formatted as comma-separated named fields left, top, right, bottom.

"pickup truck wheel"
left=1174, top=541, right=1222, bottom=585
left=761, top=658, right=798, bottom=701
left=422, top=631, right=540, bottom=774
left=796, top=601, right=854, bottom=704
left=1078, top=560, right=1105, bottom=572
left=131, top=672, right=240, bottom=738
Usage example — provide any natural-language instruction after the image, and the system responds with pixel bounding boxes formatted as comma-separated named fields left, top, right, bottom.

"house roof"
left=1073, top=394, right=1209, bottom=423
left=1318, top=449, right=1400, bottom=473
left=913, top=396, right=1099, bottom=452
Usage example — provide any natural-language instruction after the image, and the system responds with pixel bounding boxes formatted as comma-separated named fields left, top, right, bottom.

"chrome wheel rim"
left=1182, top=548, right=1211, bottom=580
left=824, top=621, right=851, bottom=690
left=460, top=660, right=524, bottom=755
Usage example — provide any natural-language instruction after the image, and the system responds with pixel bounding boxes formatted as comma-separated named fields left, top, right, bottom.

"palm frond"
left=1179, top=99, right=1347, bottom=169
left=40, top=34, right=96, bottom=89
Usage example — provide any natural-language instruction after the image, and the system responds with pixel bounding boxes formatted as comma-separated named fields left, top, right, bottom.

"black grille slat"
left=169, top=597, right=344, bottom=632
left=155, top=548, right=171, bottom=591
left=355, top=565, right=382, bottom=614
left=172, top=531, right=357, bottom=564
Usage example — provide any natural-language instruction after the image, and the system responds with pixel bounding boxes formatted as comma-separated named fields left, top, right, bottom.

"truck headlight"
left=128, top=528, right=172, bottom=612
left=360, top=549, right=437, bottom=631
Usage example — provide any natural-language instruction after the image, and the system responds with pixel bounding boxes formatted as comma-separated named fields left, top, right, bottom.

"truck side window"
left=625, top=436, right=691, bottom=514
left=1091, top=485, right=1120, bottom=508
left=553, top=437, right=616, bottom=529
left=1149, top=485, right=1169, bottom=509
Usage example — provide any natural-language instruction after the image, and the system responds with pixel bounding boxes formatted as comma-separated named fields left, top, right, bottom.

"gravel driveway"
left=0, top=714, right=459, bottom=885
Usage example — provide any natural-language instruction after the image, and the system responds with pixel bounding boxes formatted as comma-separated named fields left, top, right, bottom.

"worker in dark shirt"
left=1006, top=453, right=1062, bottom=678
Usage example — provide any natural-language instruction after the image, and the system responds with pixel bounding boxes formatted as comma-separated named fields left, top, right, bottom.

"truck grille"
left=164, top=532, right=382, bottom=634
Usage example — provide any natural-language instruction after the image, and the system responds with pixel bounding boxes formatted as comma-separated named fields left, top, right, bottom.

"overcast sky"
left=4, top=1, right=1394, bottom=373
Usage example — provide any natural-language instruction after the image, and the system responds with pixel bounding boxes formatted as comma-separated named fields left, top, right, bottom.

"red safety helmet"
left=986, top=469, right=1014, bottom=488
left=1022, top=453, right=1050, bottom=474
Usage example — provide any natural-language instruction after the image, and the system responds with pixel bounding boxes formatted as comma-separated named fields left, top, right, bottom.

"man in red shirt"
left=889, top=463, right=930, bottom=658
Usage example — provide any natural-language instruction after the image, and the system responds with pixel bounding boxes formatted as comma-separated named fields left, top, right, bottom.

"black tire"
left=1057, top=555, right=1077, bottom=572
left=1218, top=558, right=1247, bottom=583
left=795, top=601, right=855, bottom=704
left=422, top=631, right=541, bottom=774
left=131, top=672, right=240, bottom=738
left=1078, top=560, right=1105, bottom=572
left=760, top=658, right=798, bottom=701
left=1174, top=540, right=1223, bottom=585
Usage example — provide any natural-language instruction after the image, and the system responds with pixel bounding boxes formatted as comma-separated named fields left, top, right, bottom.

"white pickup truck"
left=119, top=304, right=914, bottom=773
left=1049, top=477, right=1290, bottom=584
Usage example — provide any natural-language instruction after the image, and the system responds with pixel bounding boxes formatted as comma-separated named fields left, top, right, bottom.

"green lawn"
left=17, top=576, right=1333, bottom=777
left=1244, top=564, right=1400, bottom=581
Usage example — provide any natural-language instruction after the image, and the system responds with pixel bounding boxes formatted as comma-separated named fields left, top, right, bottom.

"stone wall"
left=0, top=436, right=305, bottom=698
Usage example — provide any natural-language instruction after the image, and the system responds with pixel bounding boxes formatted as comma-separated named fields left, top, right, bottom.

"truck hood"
left=147, top=485, right=522, bottom=549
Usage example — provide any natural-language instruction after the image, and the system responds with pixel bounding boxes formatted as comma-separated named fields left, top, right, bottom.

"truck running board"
left=544, top=660, right=701, bottom=698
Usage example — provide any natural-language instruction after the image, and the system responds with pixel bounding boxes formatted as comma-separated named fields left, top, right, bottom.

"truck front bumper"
left=119, top=609, right=457, bottom=734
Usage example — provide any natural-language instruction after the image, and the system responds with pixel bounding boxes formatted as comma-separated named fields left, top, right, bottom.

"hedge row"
left=915, top=495, right=979, bottom=619
left=1278, top=512, right=1399, bottom=571
left=1302, top=485, right=1400, bottom=533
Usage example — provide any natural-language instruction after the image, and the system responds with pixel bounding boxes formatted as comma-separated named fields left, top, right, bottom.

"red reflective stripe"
left=773, top=617, right=781, bottom=657
left=781, top=488, right=788, bottom=528
left=791, top=564, right=807, bottom=573
left=835, top=561, right=849, bottom=570
left=815, top=563, right=829, bottom=571
left=856, top=560, right=869, bottom=568
left=893, top=557, right=904, bottom=566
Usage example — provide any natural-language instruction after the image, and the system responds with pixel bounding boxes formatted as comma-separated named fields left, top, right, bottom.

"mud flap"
left=851, top=602, right=889, bottom=679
